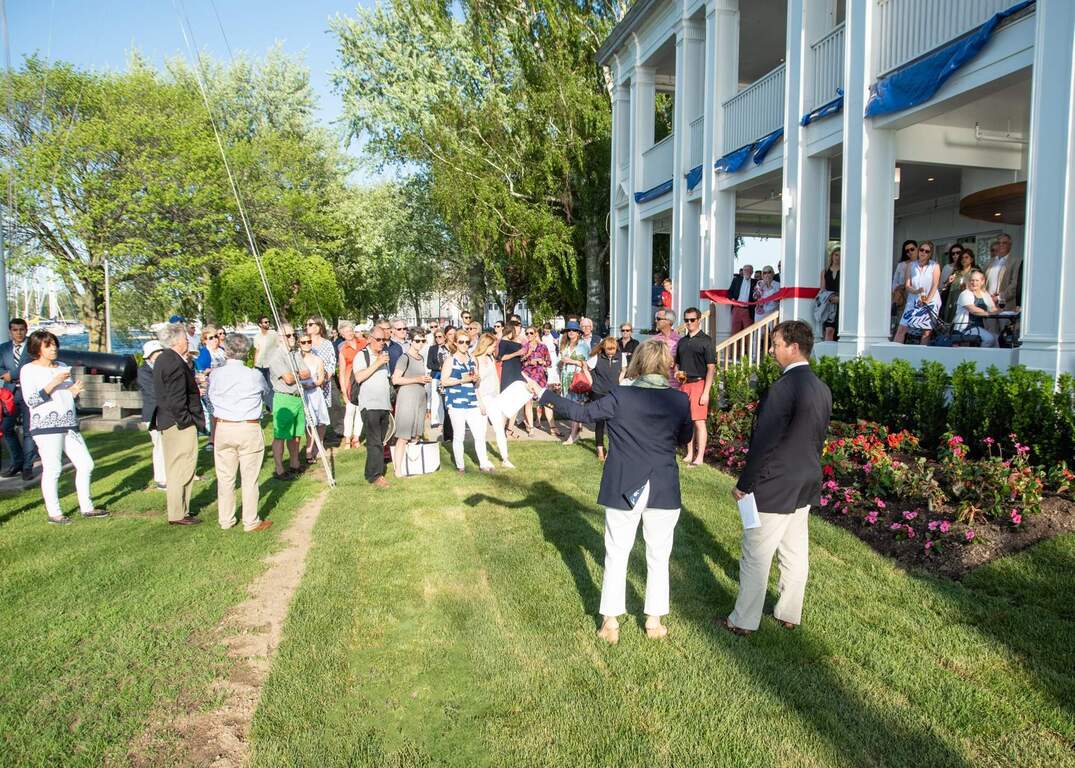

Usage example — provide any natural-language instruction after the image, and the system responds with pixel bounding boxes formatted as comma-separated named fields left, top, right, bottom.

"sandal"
left=716, top=616, right=752, bottom=636
left=645, top=622, right=668, bottom=640
left=596, top=619, right=620, bottom=645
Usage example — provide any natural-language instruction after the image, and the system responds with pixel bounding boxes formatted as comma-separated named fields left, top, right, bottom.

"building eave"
left=596, top=0, right=661, bottom=67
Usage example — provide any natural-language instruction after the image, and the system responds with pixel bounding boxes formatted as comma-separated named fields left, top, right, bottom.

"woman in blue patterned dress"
left=893, top=241, right=942, bottom=345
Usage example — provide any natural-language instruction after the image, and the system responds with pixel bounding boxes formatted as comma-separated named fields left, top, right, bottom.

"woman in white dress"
left=296, top=332, right=329, bottom=460
left=894, top=241, right=941, bottom=345
left=752, top=265, right=781, bottom=317
left=473, top=333, right=514, bottom=468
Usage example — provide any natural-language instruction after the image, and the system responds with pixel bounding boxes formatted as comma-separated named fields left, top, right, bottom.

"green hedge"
left=717, top=357, right=1075, bottom=466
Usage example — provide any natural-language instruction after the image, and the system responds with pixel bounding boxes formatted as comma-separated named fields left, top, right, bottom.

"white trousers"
left=600, top=482, right=681, bottom=618
left=33, top=430, right=95, bottom=519
left=147, top=427, right=167, bottom=485
left=342, top=401, right=363, bottom=440
left=729, top=505, right=810, bottom=630
left=448, top=407, right=492, bottom=470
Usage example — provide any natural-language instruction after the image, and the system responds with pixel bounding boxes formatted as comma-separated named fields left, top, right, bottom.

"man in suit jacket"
left=727, top=265, right=758, bottom=336
left=0, top=318, right=38, bottom=480
left=720, top=320, right=832, bottom=635
left=150, top=323, right=205, bottom=526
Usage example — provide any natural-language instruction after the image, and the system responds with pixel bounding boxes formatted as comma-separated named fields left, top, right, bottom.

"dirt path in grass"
left=128, top=488, right=329, bottom=768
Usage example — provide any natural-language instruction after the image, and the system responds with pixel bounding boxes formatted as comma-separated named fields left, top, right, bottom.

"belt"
left=216, top=418, right=261, bottom=424
left=683, top=377, right=703, bottom=384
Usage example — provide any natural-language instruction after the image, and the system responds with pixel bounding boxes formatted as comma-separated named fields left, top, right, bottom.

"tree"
left=332, top=0, right=617, bottom=321
left=210, top=247, right=342, bottom=325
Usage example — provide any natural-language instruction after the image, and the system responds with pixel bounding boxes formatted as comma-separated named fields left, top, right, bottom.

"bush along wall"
left=716, top=357, right=1075, bottom=467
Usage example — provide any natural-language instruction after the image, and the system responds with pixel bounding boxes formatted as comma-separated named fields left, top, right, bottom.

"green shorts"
left=272, top=392, right=306, bottom=440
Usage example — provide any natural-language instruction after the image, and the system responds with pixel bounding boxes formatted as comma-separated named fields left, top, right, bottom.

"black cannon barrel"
left=58, top=350, right=138, bottom=385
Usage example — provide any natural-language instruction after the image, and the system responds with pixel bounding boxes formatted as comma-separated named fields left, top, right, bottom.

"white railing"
left=722, top=64, right=785, bottom=154
left=811, top=22, right=845, bottom=111
left=715, top=310, right=780, bottom=369
left=689, top=116, right=704, bottom=170
left=641, top=133, right=674, bottom=191
left=876, top=0, right=1021, bottom=75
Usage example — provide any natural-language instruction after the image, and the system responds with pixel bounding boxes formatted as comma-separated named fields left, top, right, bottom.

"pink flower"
left=947, top=435, right=964, bottom=448
left=874, top=498, right=887, bottom=509
left=983, top=436, right=995, bottom=446
left=906, top=526, right=916, bottom=539
left=939, top=520, right=951, bottom=534
left=928, top=520, right=940, bottom=531
left=863, top=463, right=873, bottom=475
left=965, top=529, right=976, bottom=542
left=865, top=511, right=878, bottom=525
left=902, top=510, right=918, bottom=521
left=924, top=540, right=933, bottom=551
left=889, top=522, right=902, bottom=531
left=820, top=495, right=830, bottom=507
left=1010, top=510, right=1022, bottom=525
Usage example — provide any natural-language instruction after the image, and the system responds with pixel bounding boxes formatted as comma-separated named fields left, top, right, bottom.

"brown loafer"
left=372, top=476, right=390, bottom=489
left=169, top=516, right=202, bottom=526
left=775, top=618, right=797, bottom=630
left=715, top=616, right=752, bottom=636
left=247, top=520, right=273, bottom=533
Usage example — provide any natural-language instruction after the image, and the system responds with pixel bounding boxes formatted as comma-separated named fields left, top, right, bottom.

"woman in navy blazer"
left=529, top=339, right=692, bottom=643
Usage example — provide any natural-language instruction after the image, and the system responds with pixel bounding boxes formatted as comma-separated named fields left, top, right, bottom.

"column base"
left=1016, top=337, right=1075, bottom=379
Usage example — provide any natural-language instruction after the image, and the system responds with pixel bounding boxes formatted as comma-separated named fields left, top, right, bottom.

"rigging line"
left=37, top=0, right=55, bottom=117
left=173, top=0, right=335, bottom=487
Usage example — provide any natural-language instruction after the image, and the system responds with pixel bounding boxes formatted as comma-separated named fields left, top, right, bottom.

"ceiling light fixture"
left=927, top=177, right=935, bottom=182
left=993, top=212, right=1003, bottom=217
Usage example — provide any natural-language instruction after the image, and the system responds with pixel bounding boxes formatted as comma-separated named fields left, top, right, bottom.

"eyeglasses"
left=370, top=336, right=385, bottom=342
left=284, top=333, right=295, bottom=338
left=620, top=327, right=631, bottom=333
left=525, top=331, right=536, bottom=336
left=216, top=332, right=226, bottom=338
left=494, top=323, right=503, bottom=328
left=685, top=317, right=700, bottom=324
left=435, top=334, right=445, bottom=339
left=413, top=338, right=426, bottom=344
left=393, top=326, right=405, bottom=332
left=306, top=322, right=318, bottom=327
left=298, top=339, right=312, bottom=345
left=456, top=338, right=470, bottom=345
left=920, top=248, right=932, bottom=255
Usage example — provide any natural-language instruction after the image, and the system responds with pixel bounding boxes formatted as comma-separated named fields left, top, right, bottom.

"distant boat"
left=35, top=319, right=86, bottom=336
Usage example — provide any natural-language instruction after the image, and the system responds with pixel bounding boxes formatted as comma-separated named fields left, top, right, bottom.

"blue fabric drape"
left=751, top=127, right=784, bottom=165
left=685, top=164, right=704, bottom=191
left=715, top=144, right=754, bottom=174
left=865, top=0, right=1034, bottom=118
left=633, top=178, right=674, bottom=203
left=800, top=91, right=844, bottom=126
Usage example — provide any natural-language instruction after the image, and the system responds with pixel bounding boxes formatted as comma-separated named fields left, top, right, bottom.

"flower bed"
left=704, top=416, right=1075, bottom=578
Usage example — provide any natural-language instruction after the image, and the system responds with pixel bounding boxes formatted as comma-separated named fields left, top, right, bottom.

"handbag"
left=569, top=369, right=592, bottom=394
left=395, top=441, right=441, bottom=477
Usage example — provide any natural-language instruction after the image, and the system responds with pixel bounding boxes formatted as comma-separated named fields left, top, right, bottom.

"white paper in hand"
left=737, top=492, right=761, bottom=530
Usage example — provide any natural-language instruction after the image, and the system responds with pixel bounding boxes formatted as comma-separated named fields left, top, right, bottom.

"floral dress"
left=900, top=260, right=941, bottom=330
left=558, top=340, right=590, bottom=402
left=522, top=341, right=551, bottom=387
left=312, top=338, right=337, bottom=400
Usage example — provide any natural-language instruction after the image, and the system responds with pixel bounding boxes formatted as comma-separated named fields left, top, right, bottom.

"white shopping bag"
left=737, top=492, right=761, bottom=530
left=396, top=441, right=441, bottom=477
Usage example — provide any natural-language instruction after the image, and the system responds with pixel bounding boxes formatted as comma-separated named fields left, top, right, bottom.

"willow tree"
left=332, top=0, right=619, bottom=321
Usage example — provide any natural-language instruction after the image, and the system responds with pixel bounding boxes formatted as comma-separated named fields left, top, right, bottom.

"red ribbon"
left=699, top=287, right=820, bottom=308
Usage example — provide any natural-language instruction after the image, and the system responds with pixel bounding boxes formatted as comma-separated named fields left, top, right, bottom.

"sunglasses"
left=370, top=337, right=386, bottom=342
left=525, top=331, right=536, bottom=336
left=284, top=333, right=295, bottom=338
left=920, top=248, right=933, bottom=254
left=413, top=337, right=426, bottom=344
left=216, top=332, right=226, bottom=338
left=685, top=317, right=700, bottom=323
left=299, top=339, right=312, bottom=345
left=306, top=322, right=318, bottom=327
left=457, top=338, right=470, bottom=344
left=620, top=328, right=631, bottom=332
left=494, top=324, right=503, bottom=328
left=435, top=334, right=445, bottom=339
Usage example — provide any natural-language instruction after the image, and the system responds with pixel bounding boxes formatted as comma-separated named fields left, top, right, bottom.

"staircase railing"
left=714, top=310, right=780, bottom=369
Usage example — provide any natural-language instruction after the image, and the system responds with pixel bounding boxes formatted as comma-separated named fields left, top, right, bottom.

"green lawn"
left=0, top=429, right=322, bottom=768
left=252, top=442, right=1074, bottom=767
left=2, top=433, right=1073, bottom=767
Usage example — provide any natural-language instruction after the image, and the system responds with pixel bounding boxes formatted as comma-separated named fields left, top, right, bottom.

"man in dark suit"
left=150, top=322, right=205, bottom=526
left=720, top=320, right=832, bottom=635
left=0, top=318, right=38, bottom=480
left=727, top=265, right=758, bottom=336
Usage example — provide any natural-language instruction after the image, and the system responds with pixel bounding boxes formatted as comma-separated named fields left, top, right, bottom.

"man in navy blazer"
left=0, top=318, right=38, bottom=480
left=721, top=320, right=831, bottom=635
left=727, top=265, right=758, bottom=335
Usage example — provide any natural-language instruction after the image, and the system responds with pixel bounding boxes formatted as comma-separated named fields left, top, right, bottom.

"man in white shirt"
left=727, top=265, right=757, bottom=335
left=208, top=333, right=273, bottom=533
left=252, top=315, right=278, bottom=382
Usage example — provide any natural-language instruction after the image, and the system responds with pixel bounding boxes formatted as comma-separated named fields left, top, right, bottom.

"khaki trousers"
left=161, top=424, right=198, bottom=522
left=214, top=421, right=266, bottom=531
left=729, top=504, right=810, bottom=631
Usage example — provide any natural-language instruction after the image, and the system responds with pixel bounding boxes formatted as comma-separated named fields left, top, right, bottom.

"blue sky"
left=8, top=0, right=367, bottom=151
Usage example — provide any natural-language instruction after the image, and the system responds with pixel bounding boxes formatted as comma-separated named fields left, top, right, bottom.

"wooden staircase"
left=713, top=310, right=780, bottom=369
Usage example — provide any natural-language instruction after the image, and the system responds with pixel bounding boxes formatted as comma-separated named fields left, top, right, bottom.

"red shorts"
left=680, top=379, right=709, bottom=421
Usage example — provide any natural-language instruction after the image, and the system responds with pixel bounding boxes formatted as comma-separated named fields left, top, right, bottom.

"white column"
left=838, top=0, right=894, bottom=356
left=609, top=77, right=630, bottom=329
left=1019, top=0, right=1075, bottom=377
left=782, top=0, right=831, bottom=326
left=702, top=0, right=739, bottom=338
left=671, top=20, right=706, bottom=320
left=629, top=65, right=656, bottom=330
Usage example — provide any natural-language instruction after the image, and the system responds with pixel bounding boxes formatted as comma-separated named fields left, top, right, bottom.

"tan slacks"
left=729, top=504, right=810, bottom=631
left=161, top=424, right=198, bottom=522
left=214, top=421, right=266, bottom=531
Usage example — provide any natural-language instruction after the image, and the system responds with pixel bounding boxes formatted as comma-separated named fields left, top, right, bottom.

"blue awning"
left=865, top=0, right=1033, bottom=118
left=715, top=144, right=754, bottom=174
left=752, top=127, right=784, bottom=165
left=800, top=91, right=844, bottom=126
left=633, top=178, right=673, bottom=203
left=685, top=164, right=704, bottom=191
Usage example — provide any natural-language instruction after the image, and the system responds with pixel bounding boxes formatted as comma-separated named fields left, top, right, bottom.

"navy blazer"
left=149, top=348, right=204, bottom=431
left=540, top=384, right=693, bottom=510
left=137, top=362, right=157, bottom=423
left=0, top=340, right=29, bottom=394
left=736, top=364, right=832, bottom=514
left=727, top=275, right=759, bottom=321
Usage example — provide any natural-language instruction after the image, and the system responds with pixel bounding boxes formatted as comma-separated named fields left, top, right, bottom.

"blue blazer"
left=0, top=340, right=29, bottom=394
left=540, top=384, right=693, bottom=510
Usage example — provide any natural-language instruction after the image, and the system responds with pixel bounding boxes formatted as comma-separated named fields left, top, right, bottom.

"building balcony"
left=810, top=21, right=845, bottom=111
left=689, top=116, right=704, bottom=170
left=876, top=0, right=1023, bottom=75
left=722, top=63, right=786, bottom=154
left=641, top=133, right=674, bottom=191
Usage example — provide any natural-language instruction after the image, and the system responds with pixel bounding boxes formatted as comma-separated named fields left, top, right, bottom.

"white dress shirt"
left=208, top=359, right=271, bottom=421
left=737, top=278, right=752, bottom=302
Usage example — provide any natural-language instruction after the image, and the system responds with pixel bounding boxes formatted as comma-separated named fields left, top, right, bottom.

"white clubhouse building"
left=598, top=0, right=1074, bottom=377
